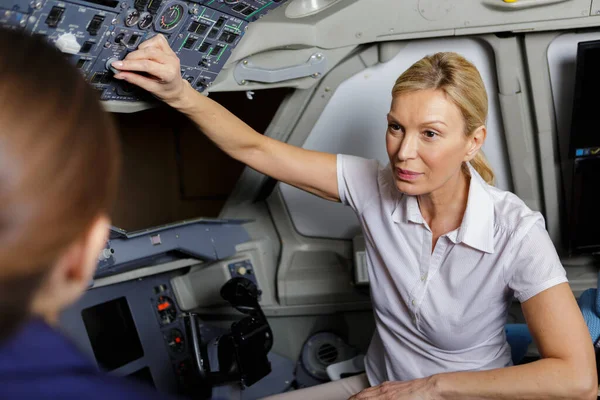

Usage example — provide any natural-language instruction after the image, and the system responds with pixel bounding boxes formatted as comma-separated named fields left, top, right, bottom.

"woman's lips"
left=396, top=168, right=423, bottom=181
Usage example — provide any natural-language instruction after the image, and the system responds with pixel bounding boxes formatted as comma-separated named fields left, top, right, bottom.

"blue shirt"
left=0, top=318, right=177, bottom=399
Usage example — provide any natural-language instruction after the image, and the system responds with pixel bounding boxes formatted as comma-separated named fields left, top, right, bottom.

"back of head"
left=0, top=29, right=120, bottom=341
left=392, top=52, right=495, bottom=185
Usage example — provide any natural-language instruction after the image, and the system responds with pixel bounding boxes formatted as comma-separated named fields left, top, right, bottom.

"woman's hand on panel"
left=348, top=378, right=436, bottom=400
left=111, top=34, right=189, bottom=108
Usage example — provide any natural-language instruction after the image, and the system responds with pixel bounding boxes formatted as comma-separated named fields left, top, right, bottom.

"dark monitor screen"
left=570, top=39, right=600, bottom=155
left=569, top=157, right=600, bottom=254
left=81, top=297, right=144, bottom=371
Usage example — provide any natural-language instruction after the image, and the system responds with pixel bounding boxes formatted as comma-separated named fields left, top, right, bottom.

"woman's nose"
left=397, top=133, right=418, bottom=161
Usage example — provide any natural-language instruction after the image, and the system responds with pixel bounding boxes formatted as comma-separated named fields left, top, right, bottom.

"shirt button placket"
left=412, top=228, right=431, bottom=326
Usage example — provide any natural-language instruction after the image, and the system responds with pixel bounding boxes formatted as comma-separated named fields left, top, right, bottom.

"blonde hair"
left=391, top=52, right=495, bottom=185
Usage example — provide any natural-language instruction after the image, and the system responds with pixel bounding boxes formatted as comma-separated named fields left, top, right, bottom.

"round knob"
left=106, top=57, right=120, bottom=74
left=98, top=248, right=113, bottom=260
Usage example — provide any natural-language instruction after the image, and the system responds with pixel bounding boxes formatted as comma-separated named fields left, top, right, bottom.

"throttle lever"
left=184, top=312, right=206, bottom=379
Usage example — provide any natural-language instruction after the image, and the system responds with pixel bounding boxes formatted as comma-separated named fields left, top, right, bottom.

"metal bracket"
left=234, top=52, right=327, bottom=85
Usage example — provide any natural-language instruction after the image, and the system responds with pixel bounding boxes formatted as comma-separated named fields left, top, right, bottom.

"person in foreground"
left=113, top=35, right=598, bottom=399
left=0, top=30, right=176, bottom=399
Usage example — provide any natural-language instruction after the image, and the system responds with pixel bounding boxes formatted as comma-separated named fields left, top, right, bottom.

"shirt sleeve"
left=337, top=154, right=381, bottom=215
left=505, top=217, right=568, bottom=303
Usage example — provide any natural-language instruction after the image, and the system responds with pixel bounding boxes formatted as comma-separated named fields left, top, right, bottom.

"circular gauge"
left=157, top=295, right=177, bottom=325
left=138, top=12, right=153, bottom=29
left=157, top=2, right=186, bottom=32
left=166, top=328, right=185, bottom=353
left=124, top=9, right=140, bottom=27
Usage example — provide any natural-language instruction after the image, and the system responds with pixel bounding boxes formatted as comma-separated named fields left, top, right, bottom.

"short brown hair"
left=0, top=29, right=120, bottom=341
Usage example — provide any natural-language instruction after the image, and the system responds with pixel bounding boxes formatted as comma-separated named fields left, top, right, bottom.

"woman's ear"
left=465, top=125, right=487, bottom=162
left=30, top=216, right=110, bottom=324
left=58, top=216, right=109, bottom=287
left=79, top=216, right=111, bottom=284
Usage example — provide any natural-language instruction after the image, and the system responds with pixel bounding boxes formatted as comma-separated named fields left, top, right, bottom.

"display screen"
left=570, top=39, right=600, bottom=154
left=81, top=297, right=144, bottom=371
left=81, top=0, right=119, bottom=8
left=569, top=157, right=600, bottom=253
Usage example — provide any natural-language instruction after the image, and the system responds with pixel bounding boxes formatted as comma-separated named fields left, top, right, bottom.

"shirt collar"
left=404, top=195, right=423, bottom=224
left=391, top=163, right=495, bottom=254
left=455, top=163, right=495, bottom=253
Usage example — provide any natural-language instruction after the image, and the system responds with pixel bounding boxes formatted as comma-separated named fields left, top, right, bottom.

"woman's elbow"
left=572, top=370, right=597, bottom=400
left=575, top=384, right=597, bottom=400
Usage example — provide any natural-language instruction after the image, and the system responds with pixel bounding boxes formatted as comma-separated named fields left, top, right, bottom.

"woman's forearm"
left=170, top=82, right=267, bottom=163
left=433, top=358, right=597, bottom=400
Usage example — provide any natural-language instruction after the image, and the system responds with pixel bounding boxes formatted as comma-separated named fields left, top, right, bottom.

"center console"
left=60, top=219, right=275, bottom=399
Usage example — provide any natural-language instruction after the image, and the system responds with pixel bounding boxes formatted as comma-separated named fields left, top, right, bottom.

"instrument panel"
left=1, top=0, right=287, bottom=101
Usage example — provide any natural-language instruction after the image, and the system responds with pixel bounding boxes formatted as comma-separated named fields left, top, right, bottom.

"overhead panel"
left=0, top=0, right=288, bottom=103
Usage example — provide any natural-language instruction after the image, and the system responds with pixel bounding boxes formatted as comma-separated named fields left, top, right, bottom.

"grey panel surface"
left=523, top=31, right=565, bottom=249
left=96, top=218, right=250, bottom=278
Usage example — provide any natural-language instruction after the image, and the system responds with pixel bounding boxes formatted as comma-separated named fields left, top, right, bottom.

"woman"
left=113, top=35, right=598, bottom=399
left=0, top=30, right=176, bottom=399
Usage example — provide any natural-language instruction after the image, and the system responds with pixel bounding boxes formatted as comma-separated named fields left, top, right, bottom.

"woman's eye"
left=423, top=130, right=438, bottom=139
left=388, top=123, right=401, bottom=131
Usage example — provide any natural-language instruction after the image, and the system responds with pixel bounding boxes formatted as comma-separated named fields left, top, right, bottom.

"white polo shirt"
left=336, top=154, right=568, bottom=384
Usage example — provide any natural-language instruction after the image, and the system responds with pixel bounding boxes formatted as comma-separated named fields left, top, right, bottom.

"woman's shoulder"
left=338, top=154, right=393, bottom=194
left=338, top=154, right=386, bottom=173
left=485, top=184, right=544, bottom=237
left=337, top=154, right=392, bottom=213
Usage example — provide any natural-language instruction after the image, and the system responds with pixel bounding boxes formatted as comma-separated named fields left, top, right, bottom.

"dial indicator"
left=125, top=9, right=140, bottom=27
left=138, top=12, right=153, bottom=29
left=155, top=2, right=187, bottom=32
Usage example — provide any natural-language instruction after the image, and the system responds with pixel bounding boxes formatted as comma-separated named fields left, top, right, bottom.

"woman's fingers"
left=111, top=33, right=187, bottom=105
left=113, top=71, right=161, bottom=94
left=112, top=59, right=175, bottom=82
left=138, top=33, right=173, bottom=54
left=121, top=46, right=170, bottom=64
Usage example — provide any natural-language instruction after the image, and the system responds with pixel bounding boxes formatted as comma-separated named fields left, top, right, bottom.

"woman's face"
left=386, top=89, right=482, bottom=196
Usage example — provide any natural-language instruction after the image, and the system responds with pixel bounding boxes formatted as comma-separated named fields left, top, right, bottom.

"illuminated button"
left=503, top=0, right=517, bottom=2
left=237, top=266, right=247, bottom=275
left=150, top=234, right=162, bottom=245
